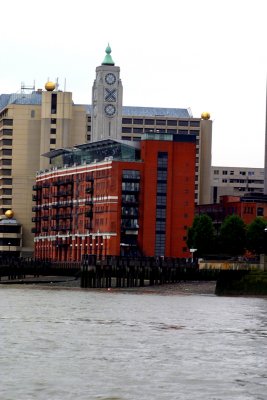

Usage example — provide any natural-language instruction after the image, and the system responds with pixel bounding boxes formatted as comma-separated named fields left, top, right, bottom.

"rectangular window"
left=133, top=137, right=141, bottom=141
left=3, top=188, right=12, bottom=195
left=31, top=110, right=35, bottom=118
left=178, top=129, right=188, bottom=134
left=167, top=129, right=177, bottom=133
left=50, top=128, right=56, bottom=134
left=190, top=120, right=200, bottom=127
left=2, top=169, right=12, bottom=176
left=133, top=128, right=143, bottom=133
left=144, top=119, right=154, bottom=125
left=155, top=119, right=166, bottom=126
left=179, top=120, right=189, bottom=126
left=2, top=129, right=13, bottom=136
left=51, top=93, right=57, bottom=114
left=3, top=119, right=13, bottom=126
left=222, top=170, right=228, bottom=175
left=2, top=198, right=12, bottom=205
left=2, top=159, right=12, bottom=166
left=122, top=118, right=132, bottom=124
left=3, top=179, right=12, bottom=185
left=50, top=138, right=56, bottom=144
left=122, top=127, right=132, bottom=133
left=2, top=149, right=12, bottom=156
left=133, top=119, right=143, bottom=125
left=122, top=136, right=132, bottom=141
left=51, top=118, right=57, bottom=124
left=213, top=170, right=219, bottom=175
left=167, top=120, right=177, bottom=126
left=2, top=139, right=12, bottom=146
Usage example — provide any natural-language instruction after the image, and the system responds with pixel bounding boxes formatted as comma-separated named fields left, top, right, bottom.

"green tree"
left=246, top=217, right=267, bottom=255
left=187, top=214, right=215, bottom=257
left=219, top=215, right=246, bottom=256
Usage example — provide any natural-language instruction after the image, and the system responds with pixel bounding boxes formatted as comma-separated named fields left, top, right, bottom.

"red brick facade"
left=33, top=136, right=196, bottom=261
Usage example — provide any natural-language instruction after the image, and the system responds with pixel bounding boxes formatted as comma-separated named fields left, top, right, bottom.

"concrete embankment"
left=215, top=270, right=267, bottom=296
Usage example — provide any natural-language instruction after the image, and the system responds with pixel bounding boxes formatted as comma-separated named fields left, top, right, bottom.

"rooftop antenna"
left=21, top=81, right=35, bottom=93
left=55, top=78, right=59, bottom=91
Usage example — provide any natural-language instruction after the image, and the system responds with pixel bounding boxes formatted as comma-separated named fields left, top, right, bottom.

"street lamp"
left=190, top=248, right=197, bottom=263
left=8, top=241, right=11, bottom=254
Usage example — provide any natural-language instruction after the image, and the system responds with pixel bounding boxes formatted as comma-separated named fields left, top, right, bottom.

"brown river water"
left=0, top=283, right=266, bottom=400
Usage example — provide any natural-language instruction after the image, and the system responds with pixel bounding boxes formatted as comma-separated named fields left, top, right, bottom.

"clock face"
left=104, top=104, right=116, bottom=117
left=105, top=73, right=116, bottom=85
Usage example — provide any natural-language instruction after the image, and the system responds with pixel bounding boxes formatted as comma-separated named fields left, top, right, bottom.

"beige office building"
left=0, top=46, right=212, bottom=257
left=211, top=166, right=264, bottom=203
left=0, top=88, right=87, bottom=256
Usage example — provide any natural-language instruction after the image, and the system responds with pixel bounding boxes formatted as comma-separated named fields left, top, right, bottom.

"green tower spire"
left=102, top=44, right=115, bottom=66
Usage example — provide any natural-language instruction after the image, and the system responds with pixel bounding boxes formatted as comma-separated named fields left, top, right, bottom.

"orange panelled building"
left=33, top=133, right=196, bottom=261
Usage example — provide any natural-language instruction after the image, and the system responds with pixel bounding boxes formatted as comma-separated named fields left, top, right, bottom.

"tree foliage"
left=187, top=214, right=215, bottom=257
left=246, top=217, right=267, bottom=255
left=219, top=215, right=246, bottom=256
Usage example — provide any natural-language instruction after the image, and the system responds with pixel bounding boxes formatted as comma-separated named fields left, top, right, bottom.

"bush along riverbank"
left=215, top=270, right=267, bottom=296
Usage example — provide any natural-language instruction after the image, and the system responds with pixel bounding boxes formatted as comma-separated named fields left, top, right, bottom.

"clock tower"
left=91, top=45, right=123, bottom=142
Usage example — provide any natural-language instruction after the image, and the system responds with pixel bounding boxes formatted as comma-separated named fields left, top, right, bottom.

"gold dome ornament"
left=5, top=209, right=14, bottom=219
left=201, top=112, right=210, bottom=120
left=45, top=81, right=56, bottom=91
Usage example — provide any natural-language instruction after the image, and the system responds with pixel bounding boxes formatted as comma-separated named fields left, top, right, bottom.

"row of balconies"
left=52, top=179, right=73, bottom=186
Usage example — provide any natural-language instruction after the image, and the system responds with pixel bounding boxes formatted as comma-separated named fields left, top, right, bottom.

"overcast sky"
left=1, top=0, right=266, bottom=168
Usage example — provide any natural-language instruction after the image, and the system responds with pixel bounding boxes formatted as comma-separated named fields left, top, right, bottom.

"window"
left=167, top=129, right=177, bottom=133
left=133, top=128, right=143, bottom=133
left=3, top=119, right=13, bottom=126
left=190, top=121, right=200, bottom=127
left=179, top=120, right=189, bottom=126
left=214, top=170, right=219, bottom=175
left=122, top=136, right=132, bottom=141
left=31, top=110, right=35, bottom=118
left=1, top=159, right=12, bottom=165
left=222, top=179, right=227, bottom=183
left=3, top=199, right=12, bottom=205
left=156, top=208, right=166, bottom=218
left=2, top=149, right=12, bottom=156
left=222, top=170, right=228, bottom=175
left=155, top=119, right=166, bottom=126
left=3, top=179, right=12, bottom=185
left=2, top=129, right=13, bottom=136
left=50, top=138, right=56, bottom=144
left=230, top=171, right=234, bottom=175
left=190, top=130, right=199, bottom=135
left=3, top=188, right=12, bottom=195
left=133, top=137, right=141, bottom=141
left=122, top=118, right=132, bottom=124
left=51, top=93, right=57, bottom=114
left=156, top=220, right=166, bottom=231
left=50, top=128, right=56, bottom=134
left=133, top=119, right=143, bottom=125
left=157, top=183, right=167, bottom=193
left=178, top=129, right=188, bottom=134
left=2, top=139, right=12, bottom=146
left=167, top=120, right=177, bottom=126
left=122, top=127, right=132, bottom=133
left=2, top=169, right=11, bottom=176
left=51, top=118, right=57, bottom=124
left=144, top=119, right=154, bottom=125
left=257, top=207, right=264, bottom=216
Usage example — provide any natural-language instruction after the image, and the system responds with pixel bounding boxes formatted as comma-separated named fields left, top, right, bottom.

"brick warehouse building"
left=32, top=132, right=196, bottom=261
